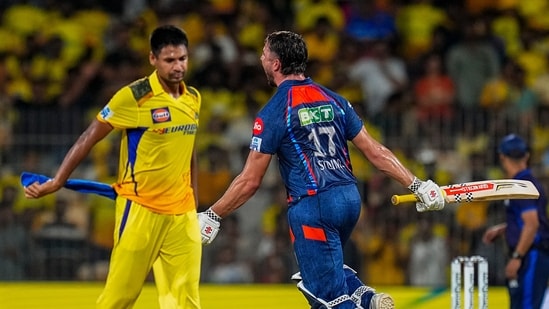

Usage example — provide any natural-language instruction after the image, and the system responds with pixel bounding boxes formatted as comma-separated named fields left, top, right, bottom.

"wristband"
left=511, top=251, right=523, bottom=260
left=205, top=208, right=222, bottom=222
left=407, top=177, right=422, bottom=193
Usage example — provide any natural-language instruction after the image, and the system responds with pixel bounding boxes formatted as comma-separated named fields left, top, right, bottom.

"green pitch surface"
left=0, top=282, right=508, bottom=308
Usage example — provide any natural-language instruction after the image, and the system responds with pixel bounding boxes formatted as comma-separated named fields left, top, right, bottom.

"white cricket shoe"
left=369, top=293, right=394, bottom=309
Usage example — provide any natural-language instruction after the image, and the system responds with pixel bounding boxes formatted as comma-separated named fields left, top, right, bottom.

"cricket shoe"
left=369, top=293, right=394, bottom=309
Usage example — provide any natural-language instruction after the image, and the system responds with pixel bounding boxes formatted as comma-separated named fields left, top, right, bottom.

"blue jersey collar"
left=514, top=168, right=531, bottom=179
left=279, top=77, right=312, bottom=88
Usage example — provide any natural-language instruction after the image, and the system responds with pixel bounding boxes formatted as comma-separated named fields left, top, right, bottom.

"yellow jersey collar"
left=149, top=71, right=187, bottom=96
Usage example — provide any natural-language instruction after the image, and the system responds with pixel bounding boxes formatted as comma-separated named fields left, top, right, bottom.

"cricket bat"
left=391, top=179, right=540, bottom=205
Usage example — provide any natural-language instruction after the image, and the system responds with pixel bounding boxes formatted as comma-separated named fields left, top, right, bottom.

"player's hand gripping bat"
left=391, top=179, right=540, bottom=205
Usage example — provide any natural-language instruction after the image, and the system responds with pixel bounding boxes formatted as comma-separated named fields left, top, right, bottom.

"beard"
left=264, top=71, right=276, bottom=87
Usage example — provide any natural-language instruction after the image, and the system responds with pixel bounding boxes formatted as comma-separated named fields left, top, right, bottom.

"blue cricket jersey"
left=249, top=78, right=363, bottom=200
left=505, top=169, right=549, bottom=249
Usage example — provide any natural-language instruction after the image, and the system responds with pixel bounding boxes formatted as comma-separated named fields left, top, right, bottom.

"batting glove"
left=408, top=178, right=445, bottom=212
left=198, top=208, right=221, bottom=245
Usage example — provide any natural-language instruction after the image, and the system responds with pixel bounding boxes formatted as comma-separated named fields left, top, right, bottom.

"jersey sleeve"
left=97, top=86, right=139, bottom=129
left=250, top=100, right=286, bottom=155
left=343, top=100, right=363, bottom=140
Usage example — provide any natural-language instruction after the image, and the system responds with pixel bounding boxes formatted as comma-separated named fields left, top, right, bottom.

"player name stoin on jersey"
left=316, top=158, right=346, bottom=171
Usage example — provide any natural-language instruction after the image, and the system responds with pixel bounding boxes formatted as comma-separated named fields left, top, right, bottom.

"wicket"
left=451, top=256, right=489, bottom=309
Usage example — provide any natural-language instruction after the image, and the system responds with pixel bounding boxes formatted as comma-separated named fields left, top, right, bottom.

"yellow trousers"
left=96, top=197, right=202, bottom=309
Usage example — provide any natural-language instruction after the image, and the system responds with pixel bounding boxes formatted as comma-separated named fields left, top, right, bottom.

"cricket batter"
left=198, top=30, right=446, bottom=309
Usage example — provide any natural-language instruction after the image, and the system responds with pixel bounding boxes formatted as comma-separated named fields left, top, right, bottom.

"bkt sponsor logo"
left=298, top=105, right=334, bottom=126
left=151, top=107, right=171, bottom=123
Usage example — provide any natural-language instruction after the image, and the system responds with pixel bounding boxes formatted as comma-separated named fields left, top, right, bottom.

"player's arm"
left=198, top=150, right=271, bottom=244
left=351, top=127, right=414, bottom=187
left=350, top=126, right=444, bottom=211
left=24, top=119, right=113, bottom=198
left=210, top=150, right=272, bottom=217
left=482, top=222, right=507, bottom=244
left=505, top=209, right=538, bottom=279
left=514, top=209, right=539, bottom=257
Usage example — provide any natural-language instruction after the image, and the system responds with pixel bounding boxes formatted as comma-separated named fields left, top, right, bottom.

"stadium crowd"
left=1, top=0, right=549, bottom=288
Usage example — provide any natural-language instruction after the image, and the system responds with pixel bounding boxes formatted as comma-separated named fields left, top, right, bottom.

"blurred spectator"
left=531, top=53, right=549, bottom=107
left=479, top=58, right=518, bottom=138
left=2, top=3, right=49, bottom=38
left=191, top=17, right=238, bottom=72
left=349, top=39, right=408, bottom=133
left=0, top=53, right=17, bottom=164
left=481, top=59, right=538, bottom=142
left=514, top=28, right=547, bottom=88
left=395, top=0, right=449, bottom=61
left=234, top=0, right=271, bottom=57
left=0, top=193, right=31, bottom=280
left=303, top=16, right=340, bottom=83
left=92, top=49, right=144, bottom=114
left=203, top=215, right=254, bottom=283
left=405, top=213, right=449, bottom=287
left=455, top=200, right=491, bottom=252
left=33, top=196, right=87, bottom=280
left=79, top=190, right=115, bottom=281
left=413, top=52, right=456, bottom=148
left=193, top=51, right=246, bottom=127
left=341, top=0, right=396, bottom=42
left=78, top=140, right=118, bottom=281
left=197, top=144, right=232, bottom=210
left=518, top=0, right=549, bottom=31
left=293, top=0, right=345, bottom=33
left=264, top=0, right=294, bottom=29
left=232, top=144, right=279, bottom=256
left=223, top=66, right=269, bottom=172
left=475, top=200, right=508, bottom=285
left=255, top=236, right=295, bottom=283
left=254, top=185, right=297, bottom=283
left=5, top=151, right=56, bottom=232
left=207, top=243, right=254, bottom=284
left=353, top=206, right=407, bottom=285
left=446, top=15, right=501, bottom=137
left=532, top=105, right=549, bottom=170
left=491, top=8, right=523, bottom=58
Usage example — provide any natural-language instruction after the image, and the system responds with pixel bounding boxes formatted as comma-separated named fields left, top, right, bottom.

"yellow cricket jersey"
left=97, top=71, right=201, bottom=215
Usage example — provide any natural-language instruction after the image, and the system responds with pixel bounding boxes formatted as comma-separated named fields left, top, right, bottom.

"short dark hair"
left=265, top=31, right=308, bottom=75
left=150, top=25, right=189, bottom=56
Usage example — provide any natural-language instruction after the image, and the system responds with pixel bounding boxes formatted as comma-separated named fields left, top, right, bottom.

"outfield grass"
left=0, top=282, right=509, bottom=308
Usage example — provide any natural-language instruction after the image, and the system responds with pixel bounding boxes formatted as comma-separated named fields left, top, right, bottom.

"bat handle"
left=391, top=193, right=418, bottom=205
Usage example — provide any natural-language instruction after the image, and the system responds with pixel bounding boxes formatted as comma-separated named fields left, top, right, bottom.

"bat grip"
left=391, top=193, right=418, bottom=205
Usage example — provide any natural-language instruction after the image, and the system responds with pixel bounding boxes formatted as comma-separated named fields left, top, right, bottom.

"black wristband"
left=511, top=251, right=523, bottom=260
